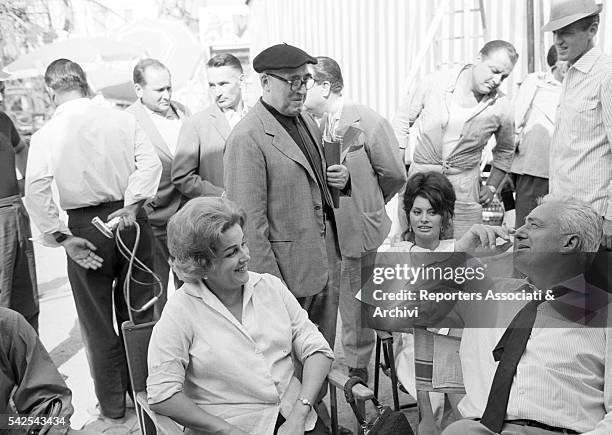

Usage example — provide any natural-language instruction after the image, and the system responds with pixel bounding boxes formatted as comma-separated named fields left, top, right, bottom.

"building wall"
left=248, top=0, right=611, bottom=120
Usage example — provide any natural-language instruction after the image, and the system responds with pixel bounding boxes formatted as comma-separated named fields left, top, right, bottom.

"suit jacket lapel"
left=130, top=100, right=173, bottom=160
left=254, top=102, right=317, bottom=183
left=209, top=104, right=232, bottom=140
left=338, top=105, right=363, bottom=163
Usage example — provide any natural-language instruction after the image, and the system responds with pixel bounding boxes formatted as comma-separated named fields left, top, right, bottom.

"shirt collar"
left=143, top=103, right=178, bottom=120
left=182, top=271, right=262, bottom=308
left=539, top=71, right=562, bottom=86
left=221, top=101, right=248, bottom=116
left=53, top=97, right=91, bottom=117
left=570, top=45, right=602, bottom=74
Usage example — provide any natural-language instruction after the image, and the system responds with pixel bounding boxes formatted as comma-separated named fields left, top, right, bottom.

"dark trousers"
left=274, top=413, right=330, bottom=434
left=0, top=195, right=39, bottom=332
left=297, top=214, right=341, bottom=348
left=151, top=229, right=182, bottom=319
left=513, top=174, right=549, bottom=229
left=66, top=201, right=154, bottom=418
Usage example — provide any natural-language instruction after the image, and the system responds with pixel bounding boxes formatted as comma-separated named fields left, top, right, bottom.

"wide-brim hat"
left=543, top=0, right=603, bottom=31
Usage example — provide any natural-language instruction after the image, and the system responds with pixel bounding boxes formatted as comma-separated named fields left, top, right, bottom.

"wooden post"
left=527, top=0, right=535, bottom=73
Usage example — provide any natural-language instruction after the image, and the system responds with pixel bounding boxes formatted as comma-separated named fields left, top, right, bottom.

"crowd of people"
left=0, top=0, right=611, bottom=434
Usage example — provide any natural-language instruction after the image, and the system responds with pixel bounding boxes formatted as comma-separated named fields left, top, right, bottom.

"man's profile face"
left=304, top=66, right=327, bottom=118
left=264, top=65, right=311, bottom=116
left=207, top=65, right=243, bottom=111
left=553, top=20, right=597, bottom=64
left=471, top=49, right=515, bottom=95
left=135, top=67, right=172, bottom=115
left=514, top=202, right=566, bottom=271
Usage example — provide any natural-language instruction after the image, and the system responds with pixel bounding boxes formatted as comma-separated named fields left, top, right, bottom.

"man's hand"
left=455, top=224, right=512, bottom=254
left=602, top=218, right=612, bottom=250
left=478, top=184, right=495, bottom=205
left=326, top=164, right=349, bottom=189
left=62, top=236, right=103, bottom=269
left=108, top=203, right=141, bottom=231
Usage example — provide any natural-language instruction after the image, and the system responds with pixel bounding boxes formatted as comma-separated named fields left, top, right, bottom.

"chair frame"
left=328, top=369, right=376, bottom=435
left=373, top=328, right=465, bottom=434
left=123, top=320, right=378, bottom=435
left=121, top=320, right=183, bottom=435
left=373, top=331, right=418, bottom=412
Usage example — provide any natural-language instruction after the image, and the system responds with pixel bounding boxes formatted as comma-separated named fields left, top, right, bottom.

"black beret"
left=253, top=43, right=317, bottom=73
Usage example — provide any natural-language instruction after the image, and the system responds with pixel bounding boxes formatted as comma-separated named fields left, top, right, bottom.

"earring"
left=408, top=223, right=413, bottom=233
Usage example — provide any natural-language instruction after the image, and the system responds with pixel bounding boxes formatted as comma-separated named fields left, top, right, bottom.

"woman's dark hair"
left=403, top=171, right=456, bottom=241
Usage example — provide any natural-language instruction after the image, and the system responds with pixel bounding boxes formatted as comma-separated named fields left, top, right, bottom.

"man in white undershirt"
left=171, top=53, right=248, bottom=199
left=127, top=58, right=190, bottom=317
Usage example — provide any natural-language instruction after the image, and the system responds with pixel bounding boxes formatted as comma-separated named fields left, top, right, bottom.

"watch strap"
left=296, top=397, right=313, bottom=411
left=52, top=231, right=69, bottom=243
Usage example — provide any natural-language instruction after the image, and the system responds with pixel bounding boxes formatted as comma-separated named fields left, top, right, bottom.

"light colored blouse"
left=147, top=271, right=334, bottom=435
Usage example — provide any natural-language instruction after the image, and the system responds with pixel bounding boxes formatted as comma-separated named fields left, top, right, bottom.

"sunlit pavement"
left=35, top=240, right=139, bottom=433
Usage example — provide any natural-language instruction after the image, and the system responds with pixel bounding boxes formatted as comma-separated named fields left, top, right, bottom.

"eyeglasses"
left=266, top=72, right=315, bottom=91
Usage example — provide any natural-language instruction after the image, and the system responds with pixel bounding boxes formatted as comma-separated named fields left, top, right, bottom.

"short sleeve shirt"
left=0, top=112, right=21, bottom=199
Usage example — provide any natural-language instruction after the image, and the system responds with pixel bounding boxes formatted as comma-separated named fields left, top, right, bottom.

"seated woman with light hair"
left=146, top=197, right=334, bottom=435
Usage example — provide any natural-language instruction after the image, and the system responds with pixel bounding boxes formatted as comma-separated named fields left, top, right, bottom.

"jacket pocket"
left=361, top=209, right=391, bottom=252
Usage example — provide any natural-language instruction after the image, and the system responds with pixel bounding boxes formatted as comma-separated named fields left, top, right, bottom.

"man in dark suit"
left=224, top=44, right=349, bottom=347
left=127, top=58, right=189, bottom=317
left=172, top=53, right=247, bottom=198
left=305, top=56, right=406, bottom=382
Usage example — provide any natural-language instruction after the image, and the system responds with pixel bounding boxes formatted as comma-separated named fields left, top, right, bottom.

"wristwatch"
left=296, top=397, right=313, bottom=411
left=52, top=231, right=69, bottom=244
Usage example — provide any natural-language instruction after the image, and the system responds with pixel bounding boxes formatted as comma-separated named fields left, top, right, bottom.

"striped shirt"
left=548, top=46, right=612, bottom=220
left=456, top=277, right=612, bottom=434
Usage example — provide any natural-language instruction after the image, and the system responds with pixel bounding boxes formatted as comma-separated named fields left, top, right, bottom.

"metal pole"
left=527, top=0, right=535, bottom=73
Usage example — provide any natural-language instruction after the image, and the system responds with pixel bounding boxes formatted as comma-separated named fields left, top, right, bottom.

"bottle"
left=482, top=194, right=505, bottom=226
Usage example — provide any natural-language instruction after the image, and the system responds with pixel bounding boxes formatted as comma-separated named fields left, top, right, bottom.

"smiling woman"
left=147, top=197, right=334, bottom=435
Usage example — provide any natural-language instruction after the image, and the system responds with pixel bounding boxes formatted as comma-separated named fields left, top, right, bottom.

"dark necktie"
left=480, top=286, right=567, bottom=433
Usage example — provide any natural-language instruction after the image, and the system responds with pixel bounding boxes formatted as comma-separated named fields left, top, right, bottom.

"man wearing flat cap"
left=544, top=0, right=612, bottom=252
left=224, top=44, right=349, bottom=349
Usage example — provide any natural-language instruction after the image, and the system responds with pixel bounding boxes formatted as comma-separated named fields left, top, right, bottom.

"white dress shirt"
left=511, top=72, right=562, bottom=179
left=145, top=106, right=182, bottom=156
left=25, top=97, right=161, bottom=243
left=147, top=272, right=333, bottom=435
left=223, top=104, right=249, bottom=129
